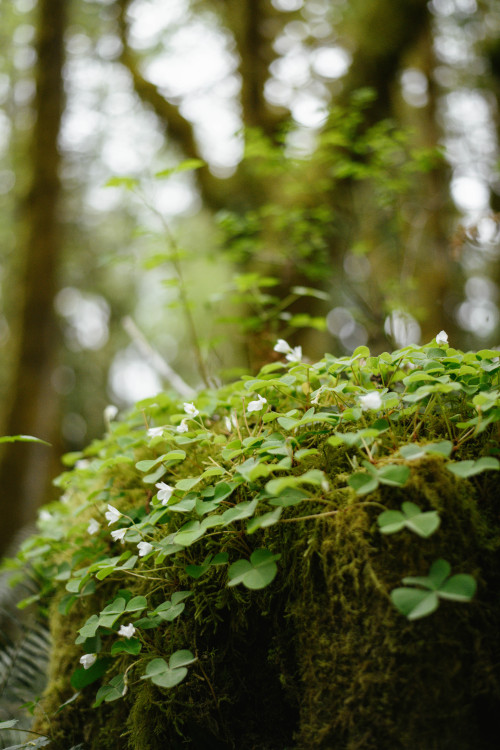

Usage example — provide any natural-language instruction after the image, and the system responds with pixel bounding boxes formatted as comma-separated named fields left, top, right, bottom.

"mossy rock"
left=12, top=343, right=500, bottom=749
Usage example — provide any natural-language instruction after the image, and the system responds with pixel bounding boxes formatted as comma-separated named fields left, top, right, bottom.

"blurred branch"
left=115, top=0, right=224, bottom=209
left=122, top=316, right=196, bottom=399
left=215, top=0, right=289, bottom=136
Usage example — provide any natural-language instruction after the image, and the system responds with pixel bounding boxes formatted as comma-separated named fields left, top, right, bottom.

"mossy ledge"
left=9, top=341, right=500, bottom=749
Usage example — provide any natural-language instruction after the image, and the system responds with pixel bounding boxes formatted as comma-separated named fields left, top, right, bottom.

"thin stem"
left=135, top=191, right=209, bottom=387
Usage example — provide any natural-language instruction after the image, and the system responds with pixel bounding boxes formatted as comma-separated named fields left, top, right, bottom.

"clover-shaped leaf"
left=348, top=472, right=379, bottom=495
left=378, top=502, right=440, bottom=538
left=174, top=520, right=205, bottom=547
left=391, top=588, right=439, bottom=620
left=446, top=457, right=499, bottom=478
left=391, top=559, right=476, bottom=620
left=93, top=673, right=126, bottom=707
left=141, top=650, right=196, bottom=688
left=228, top=549, right=281, bottom=590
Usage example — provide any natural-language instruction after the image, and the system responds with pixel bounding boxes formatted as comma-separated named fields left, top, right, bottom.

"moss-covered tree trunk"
left=0, top=0, right=66, bottom=556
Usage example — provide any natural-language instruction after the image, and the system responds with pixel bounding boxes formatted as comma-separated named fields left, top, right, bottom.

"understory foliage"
left=2, top=336, right=500, bottom=749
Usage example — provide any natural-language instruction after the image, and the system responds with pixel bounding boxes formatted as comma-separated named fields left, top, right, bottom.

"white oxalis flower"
left=177, top=419, right=189, bottom=433
left=274, top=339, right=302, bottom=362
left=286, top=346, right=302, bottom=362
left=147, top=426, right=164, bottom=438
left=104, top=405, right=118, bottom=422
left=80, top=653, right=96, bottom=670
left=87, top=518, right=100, bottom=535
left=247, top=394, right=267, bottom=413
left=156, top=481, right=174, bottom=505
left=137, top=541, right=154, bottom=557
left=436, top=330, right=448, bottom=346
left=105, top=504, right=121, bottom=525
left=274, top=338, right=292, bottom=354
left=359, top=391, right=383, bottom=411
left=118, top=623, right=136, bottom=639
left=183, top=402, right=199, bottom=417
left=111, top=528, right=127, bottom=543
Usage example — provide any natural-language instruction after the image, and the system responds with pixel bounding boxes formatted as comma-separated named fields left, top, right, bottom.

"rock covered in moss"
left=11, top=340, right=500, bottom=748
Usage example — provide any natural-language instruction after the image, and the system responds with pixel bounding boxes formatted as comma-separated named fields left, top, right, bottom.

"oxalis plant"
left=1, top=331, right=499, bottom=734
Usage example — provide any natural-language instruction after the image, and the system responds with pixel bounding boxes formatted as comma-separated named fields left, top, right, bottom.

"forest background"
left=0, top=0, right=499, bottom=556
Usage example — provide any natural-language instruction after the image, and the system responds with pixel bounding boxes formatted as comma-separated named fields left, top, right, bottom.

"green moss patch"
left=6, top=340, right=500, bottom=748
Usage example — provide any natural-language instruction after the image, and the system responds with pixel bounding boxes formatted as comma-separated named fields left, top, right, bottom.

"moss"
left=35, top=454, right=500, bottom=750
left=25, top=347, right=500, bottom=749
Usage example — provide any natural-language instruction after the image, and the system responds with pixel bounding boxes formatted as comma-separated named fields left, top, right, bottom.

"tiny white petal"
left=155, top=482, right=174, bottom=505
left=286, top=346, right=302, bottom=362
left=183, top=402, right=199, bottom=417
left=105, top=504, right=121, bottom=525
left=137, top=541, right=154, bottom=557
left=274, top=338, right=292, bottom=354
left=147, top=426, right=164, bottom=438
left=118, top=623, right=136, bottom=639
left=111, top=528, right=127, bottom=543
left=80, top=653, right=97, bottom=670
left=359, top=391, right=383, bottom=411
left=87, top=518, right=101, bottom=535
left=177, top=419, right=189, bottom=433
left=104, top=405, right=118, bottom=422
left=39, top=510, right=52, bottom=522
left=247, top=394, right=267, bottom=413
left=224, top=416, right=232, bottom=432
left=311, top=388, right=323, bottom=405
left=436, top=330, right=448, bottom=346
left=75, top=459, right=90, bottom=470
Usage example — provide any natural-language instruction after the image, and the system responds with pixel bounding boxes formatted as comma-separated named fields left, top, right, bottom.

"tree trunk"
left=0, top=0, right=66, bottom=556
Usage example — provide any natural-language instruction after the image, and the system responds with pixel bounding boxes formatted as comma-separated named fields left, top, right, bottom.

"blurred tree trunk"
left=0, top=0, right=66, bottom=556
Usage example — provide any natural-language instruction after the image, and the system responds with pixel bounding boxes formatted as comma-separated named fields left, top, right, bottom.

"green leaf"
left=267, top=488, right=309, bottom=507
left=154, top=159, right=204, bottom=179
left=405, top=511, right=440, bottom=538
left=0, top=434, right=51, bottom=446
left=347, top=472, right=379, bottom=495
left=265, top=469, right=324, bottom=496
left=93, top=674, right=125, bottom=707
left=111, top=638, right=142, bottom=656
left=377, top=464, right=410, bottom=487
left=246, top=507, right=282, bottom=533
left=428, top=558, right=452, bottom=588
left=438, top=574, right=476, bottom=601
left=0, top=719, right=18, bottom=729
left=228, top=549, right=280, bottom=590
left=290, top=285, right=331, bottom=301
left=391, top=588, right=439, bottom=620
left=424, top=440, right=453, bottom=458
left=213, top=482, right=237, bottom=502
left=71, top=657, right=112, bottom=690
left=446, top=457, right=500, bottom=478
left=277, top=416, right=299, bottom=431
left=104, top=176, right=139, bottom=189
left=154, top=601, right=186, bottom=621
left=142, top=465, right=167, bottom=484
left=221, top=499, right=258, bottom=525
left=141, top=650, right=196, bottom=689
left=377, top=509, right=406, bottom=534
left=77, top=615, right=100, bottom=640
left=174, top=520, right=205, bottom=547
left=175, top=476, right=202, bottom=491
left=399, top=444, right=427, bottom=460
left=126, top=596, right=148, bottom=612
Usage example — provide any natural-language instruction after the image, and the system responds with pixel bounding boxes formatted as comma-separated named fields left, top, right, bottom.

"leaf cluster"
left=3, top=336, right=499, bottom=722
